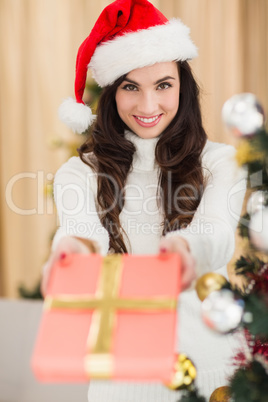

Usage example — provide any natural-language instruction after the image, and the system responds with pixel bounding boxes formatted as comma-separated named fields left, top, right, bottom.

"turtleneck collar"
left=124, top=130, right=159, bottom=172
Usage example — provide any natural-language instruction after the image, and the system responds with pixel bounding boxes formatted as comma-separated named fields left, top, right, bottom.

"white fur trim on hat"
left=58, top=97, right=96, bottom=134
left=89, top=19, right=198, bottom=87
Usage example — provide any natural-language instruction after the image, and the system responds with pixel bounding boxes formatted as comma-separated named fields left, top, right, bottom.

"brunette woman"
left=42, top=0, right=247, bottom=400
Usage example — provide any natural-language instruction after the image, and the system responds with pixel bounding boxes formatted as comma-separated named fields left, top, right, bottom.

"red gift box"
left=31, top=253, right=181, bottom=382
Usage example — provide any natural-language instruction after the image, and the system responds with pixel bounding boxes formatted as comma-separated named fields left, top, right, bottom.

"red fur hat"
left=59, top=0, right=198, bottom=133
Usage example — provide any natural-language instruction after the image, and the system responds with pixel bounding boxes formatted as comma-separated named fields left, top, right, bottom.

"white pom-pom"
left=58, top=97, right=96, bottom=134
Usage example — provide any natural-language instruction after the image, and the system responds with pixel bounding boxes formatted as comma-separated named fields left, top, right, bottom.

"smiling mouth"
left=133, top=114, right=163, bottom=127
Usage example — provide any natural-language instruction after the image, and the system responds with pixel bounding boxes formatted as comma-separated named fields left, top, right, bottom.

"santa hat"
left=59, top=0, right=198, bottom=134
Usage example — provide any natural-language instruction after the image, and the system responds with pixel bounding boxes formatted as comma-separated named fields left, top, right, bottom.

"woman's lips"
left=133, top=114, right=162, bottom=127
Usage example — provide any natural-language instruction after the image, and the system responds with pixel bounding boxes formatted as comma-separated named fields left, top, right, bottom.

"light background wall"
left=0, top=0, right=267, bottom=297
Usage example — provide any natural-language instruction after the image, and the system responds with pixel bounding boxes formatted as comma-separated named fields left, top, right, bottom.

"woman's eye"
left=157, top=82, right=172, bottom=90
left=123, top=84, right=138, bottom=91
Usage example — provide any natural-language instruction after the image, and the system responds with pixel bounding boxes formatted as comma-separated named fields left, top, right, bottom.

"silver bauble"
left=201, top=289, right=244, bottom=333
left=247, top=191, right=268, bottom=216
left=222, top=93, right=264, bottom=137
left=249, top=208, right=268, bottom=252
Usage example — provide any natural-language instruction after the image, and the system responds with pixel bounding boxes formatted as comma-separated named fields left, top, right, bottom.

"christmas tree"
left=175, top=94, right=268, bottom=402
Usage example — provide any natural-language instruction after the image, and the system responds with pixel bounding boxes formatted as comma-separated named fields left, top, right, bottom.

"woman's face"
left=115, top=61, right=180, bottom=139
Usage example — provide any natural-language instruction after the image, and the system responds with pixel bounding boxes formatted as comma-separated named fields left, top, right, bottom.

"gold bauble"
left=165, top=354, right=196, bottom=390
left=209, top=386, right=231, bottom=402
left=195, top=273, right=228, bottom=301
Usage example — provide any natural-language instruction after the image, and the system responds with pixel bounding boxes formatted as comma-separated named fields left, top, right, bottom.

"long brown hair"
left=79, top=61, right=207, bottom=253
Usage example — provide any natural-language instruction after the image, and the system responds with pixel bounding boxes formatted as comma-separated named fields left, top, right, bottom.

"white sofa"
left=0, top=298, right=88, bottom=402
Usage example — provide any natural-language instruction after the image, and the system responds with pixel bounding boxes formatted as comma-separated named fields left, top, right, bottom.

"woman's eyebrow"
left=122, top=77, right=140, bottom=86
left=153, top=76, right=175, bottom=85
left=123, top=75, right=176, bottom=86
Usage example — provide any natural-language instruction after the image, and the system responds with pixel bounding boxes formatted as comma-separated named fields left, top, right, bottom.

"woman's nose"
left=137, top=92, right=158, bottom=115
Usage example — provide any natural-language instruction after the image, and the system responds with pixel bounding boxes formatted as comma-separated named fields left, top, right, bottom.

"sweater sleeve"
left=165, top=141, right=247, bottom=276
left=52, top=156, right=110, bottom=255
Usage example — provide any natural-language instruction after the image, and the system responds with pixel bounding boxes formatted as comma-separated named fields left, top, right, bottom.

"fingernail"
left=60, top=252, right=67, bottom=260
left=160, top=247, right=167, bottom=253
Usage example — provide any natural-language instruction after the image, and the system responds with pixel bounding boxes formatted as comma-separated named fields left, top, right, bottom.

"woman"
left=42, top=0, right=247, bottom=400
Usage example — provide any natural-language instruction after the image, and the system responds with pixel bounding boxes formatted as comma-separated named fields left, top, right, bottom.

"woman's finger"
left=159, top=236, right=196, bottom=290
left=41, top=236, right=95, bottom=296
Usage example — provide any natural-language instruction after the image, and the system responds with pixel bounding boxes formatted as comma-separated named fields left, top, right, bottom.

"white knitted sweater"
left=53, top=131, right=247, bottom=401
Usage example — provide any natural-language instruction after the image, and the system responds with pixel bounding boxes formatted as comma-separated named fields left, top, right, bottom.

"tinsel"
left=234, top=329, right=268, bottom=367
left=246, top=264, right=268, bottom=294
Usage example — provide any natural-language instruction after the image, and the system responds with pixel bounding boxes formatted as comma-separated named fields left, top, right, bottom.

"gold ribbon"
left=44, top=255, right=177, bottom=378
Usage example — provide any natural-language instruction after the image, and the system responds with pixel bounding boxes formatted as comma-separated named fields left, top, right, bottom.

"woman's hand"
left=41, top=236, right=98, bottom=297
left=159, top=236, right=196, bottom=291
